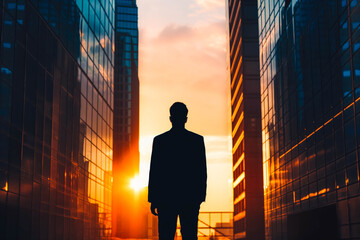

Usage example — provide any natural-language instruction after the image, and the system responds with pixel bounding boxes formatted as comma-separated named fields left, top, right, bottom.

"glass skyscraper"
left=0, top=0, right=115, bottom=239
left=227, top=0, right=265, bottom=239
left=112, top=0, right=140, bottom=237
left=259, top=0, right=360, bottom=239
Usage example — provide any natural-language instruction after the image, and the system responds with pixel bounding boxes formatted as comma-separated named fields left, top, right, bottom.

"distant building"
left=258, top=0, right=360, bottom=239
left=0, top=0, right=114, bottom=239
left=227, top=0, right=265, bottom=239
left=112, top=0, right=141, bottom=238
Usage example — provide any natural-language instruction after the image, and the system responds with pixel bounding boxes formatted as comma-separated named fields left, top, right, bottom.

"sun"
left=130, top=175, right=146, bottom=192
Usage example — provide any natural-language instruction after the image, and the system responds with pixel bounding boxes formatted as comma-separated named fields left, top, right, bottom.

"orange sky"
left=138, top=0, right=233, bottom=211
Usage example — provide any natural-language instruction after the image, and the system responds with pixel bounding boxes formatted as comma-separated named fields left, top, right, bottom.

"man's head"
left=170, top=102, right=188, bottom=128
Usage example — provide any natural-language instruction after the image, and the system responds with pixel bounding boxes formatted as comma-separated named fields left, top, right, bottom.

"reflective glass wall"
left=113, top=0, right=139, bottom=156
left=258, top=0, right=360, bottom=239
left=112, top=0, right=140, bottom=237
left=0, top=0, right=115, bottom=239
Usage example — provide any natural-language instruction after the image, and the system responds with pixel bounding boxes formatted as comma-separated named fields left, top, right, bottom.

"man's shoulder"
left=153, top=131, right=172, bottom=141
left=185, top=130, right=204, bottom=141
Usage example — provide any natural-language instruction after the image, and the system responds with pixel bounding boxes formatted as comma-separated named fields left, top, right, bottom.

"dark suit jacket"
left=148, top=128, right=207, bottom=206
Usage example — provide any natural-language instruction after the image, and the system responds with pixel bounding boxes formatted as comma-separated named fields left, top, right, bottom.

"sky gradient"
left=138, top=0, right=233, bottom=211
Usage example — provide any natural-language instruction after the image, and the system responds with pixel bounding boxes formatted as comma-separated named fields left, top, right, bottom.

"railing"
left=148, top=211, right=233, bottom=240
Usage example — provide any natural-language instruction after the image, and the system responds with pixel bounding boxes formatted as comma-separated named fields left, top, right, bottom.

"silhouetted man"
left=148, top=102, right=207, bottom=240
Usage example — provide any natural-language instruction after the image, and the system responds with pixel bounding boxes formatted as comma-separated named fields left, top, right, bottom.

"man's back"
left=148, top=129, right=207, bottom=206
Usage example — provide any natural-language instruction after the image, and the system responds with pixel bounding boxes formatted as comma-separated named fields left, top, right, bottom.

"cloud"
left=190, top=0, right=225, bottom=20
left=151, top=21, right=226, bottom=48
left=140, top=21, right=227, bottom=81
left=139, top=21, right=230, bottom=136
left=195, top=0, right=224, bottom=10
left=157, top=24, right=193, bottom=42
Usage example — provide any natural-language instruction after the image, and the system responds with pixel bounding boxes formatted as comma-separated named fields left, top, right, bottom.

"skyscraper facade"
left=0, top=0, right=115, bottom=239
left=259, top=0, right=360, bottom=239
left=112, top=0, right=140, bottom=237
left=227, top=0, right=265, bottom=239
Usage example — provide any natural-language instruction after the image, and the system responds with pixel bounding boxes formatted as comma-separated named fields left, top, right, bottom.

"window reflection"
left=259, top=0, right=360, bottom=238
left=0, top=0, right=114, bottom=238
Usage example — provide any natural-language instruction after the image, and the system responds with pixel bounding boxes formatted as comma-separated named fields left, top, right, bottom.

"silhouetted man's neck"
left=171, top=125, right=186, bottom=132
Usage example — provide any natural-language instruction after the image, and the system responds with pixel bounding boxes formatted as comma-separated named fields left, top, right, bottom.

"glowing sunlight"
left=130, top=175, right=147, bottom=193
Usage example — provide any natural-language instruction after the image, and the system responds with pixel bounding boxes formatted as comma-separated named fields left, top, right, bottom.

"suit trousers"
left=158, top=203, right=200, bottom=240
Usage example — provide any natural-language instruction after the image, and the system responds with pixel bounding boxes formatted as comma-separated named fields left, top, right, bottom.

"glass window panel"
left=8, top=167, right=19, bottom=194
left=349, top=196, right=360, bottom=223
left=345, top=120, right=356, bottom=153
left=353, top=47, right=360, bottom=87
left=346, top=164, right=359, bottom=185
left=80, top=95, right=87, bottom=121
left=336, top=169, right=346, bottom=188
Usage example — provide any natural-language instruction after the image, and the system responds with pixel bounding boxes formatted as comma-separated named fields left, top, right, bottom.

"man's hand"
left=150, top=203, right=158, bottom=216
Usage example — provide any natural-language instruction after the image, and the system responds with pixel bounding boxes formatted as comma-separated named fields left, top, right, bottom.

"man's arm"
left=148, top=137, right=159, bottom=215
left=199, top=136, right=207, bottom=203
